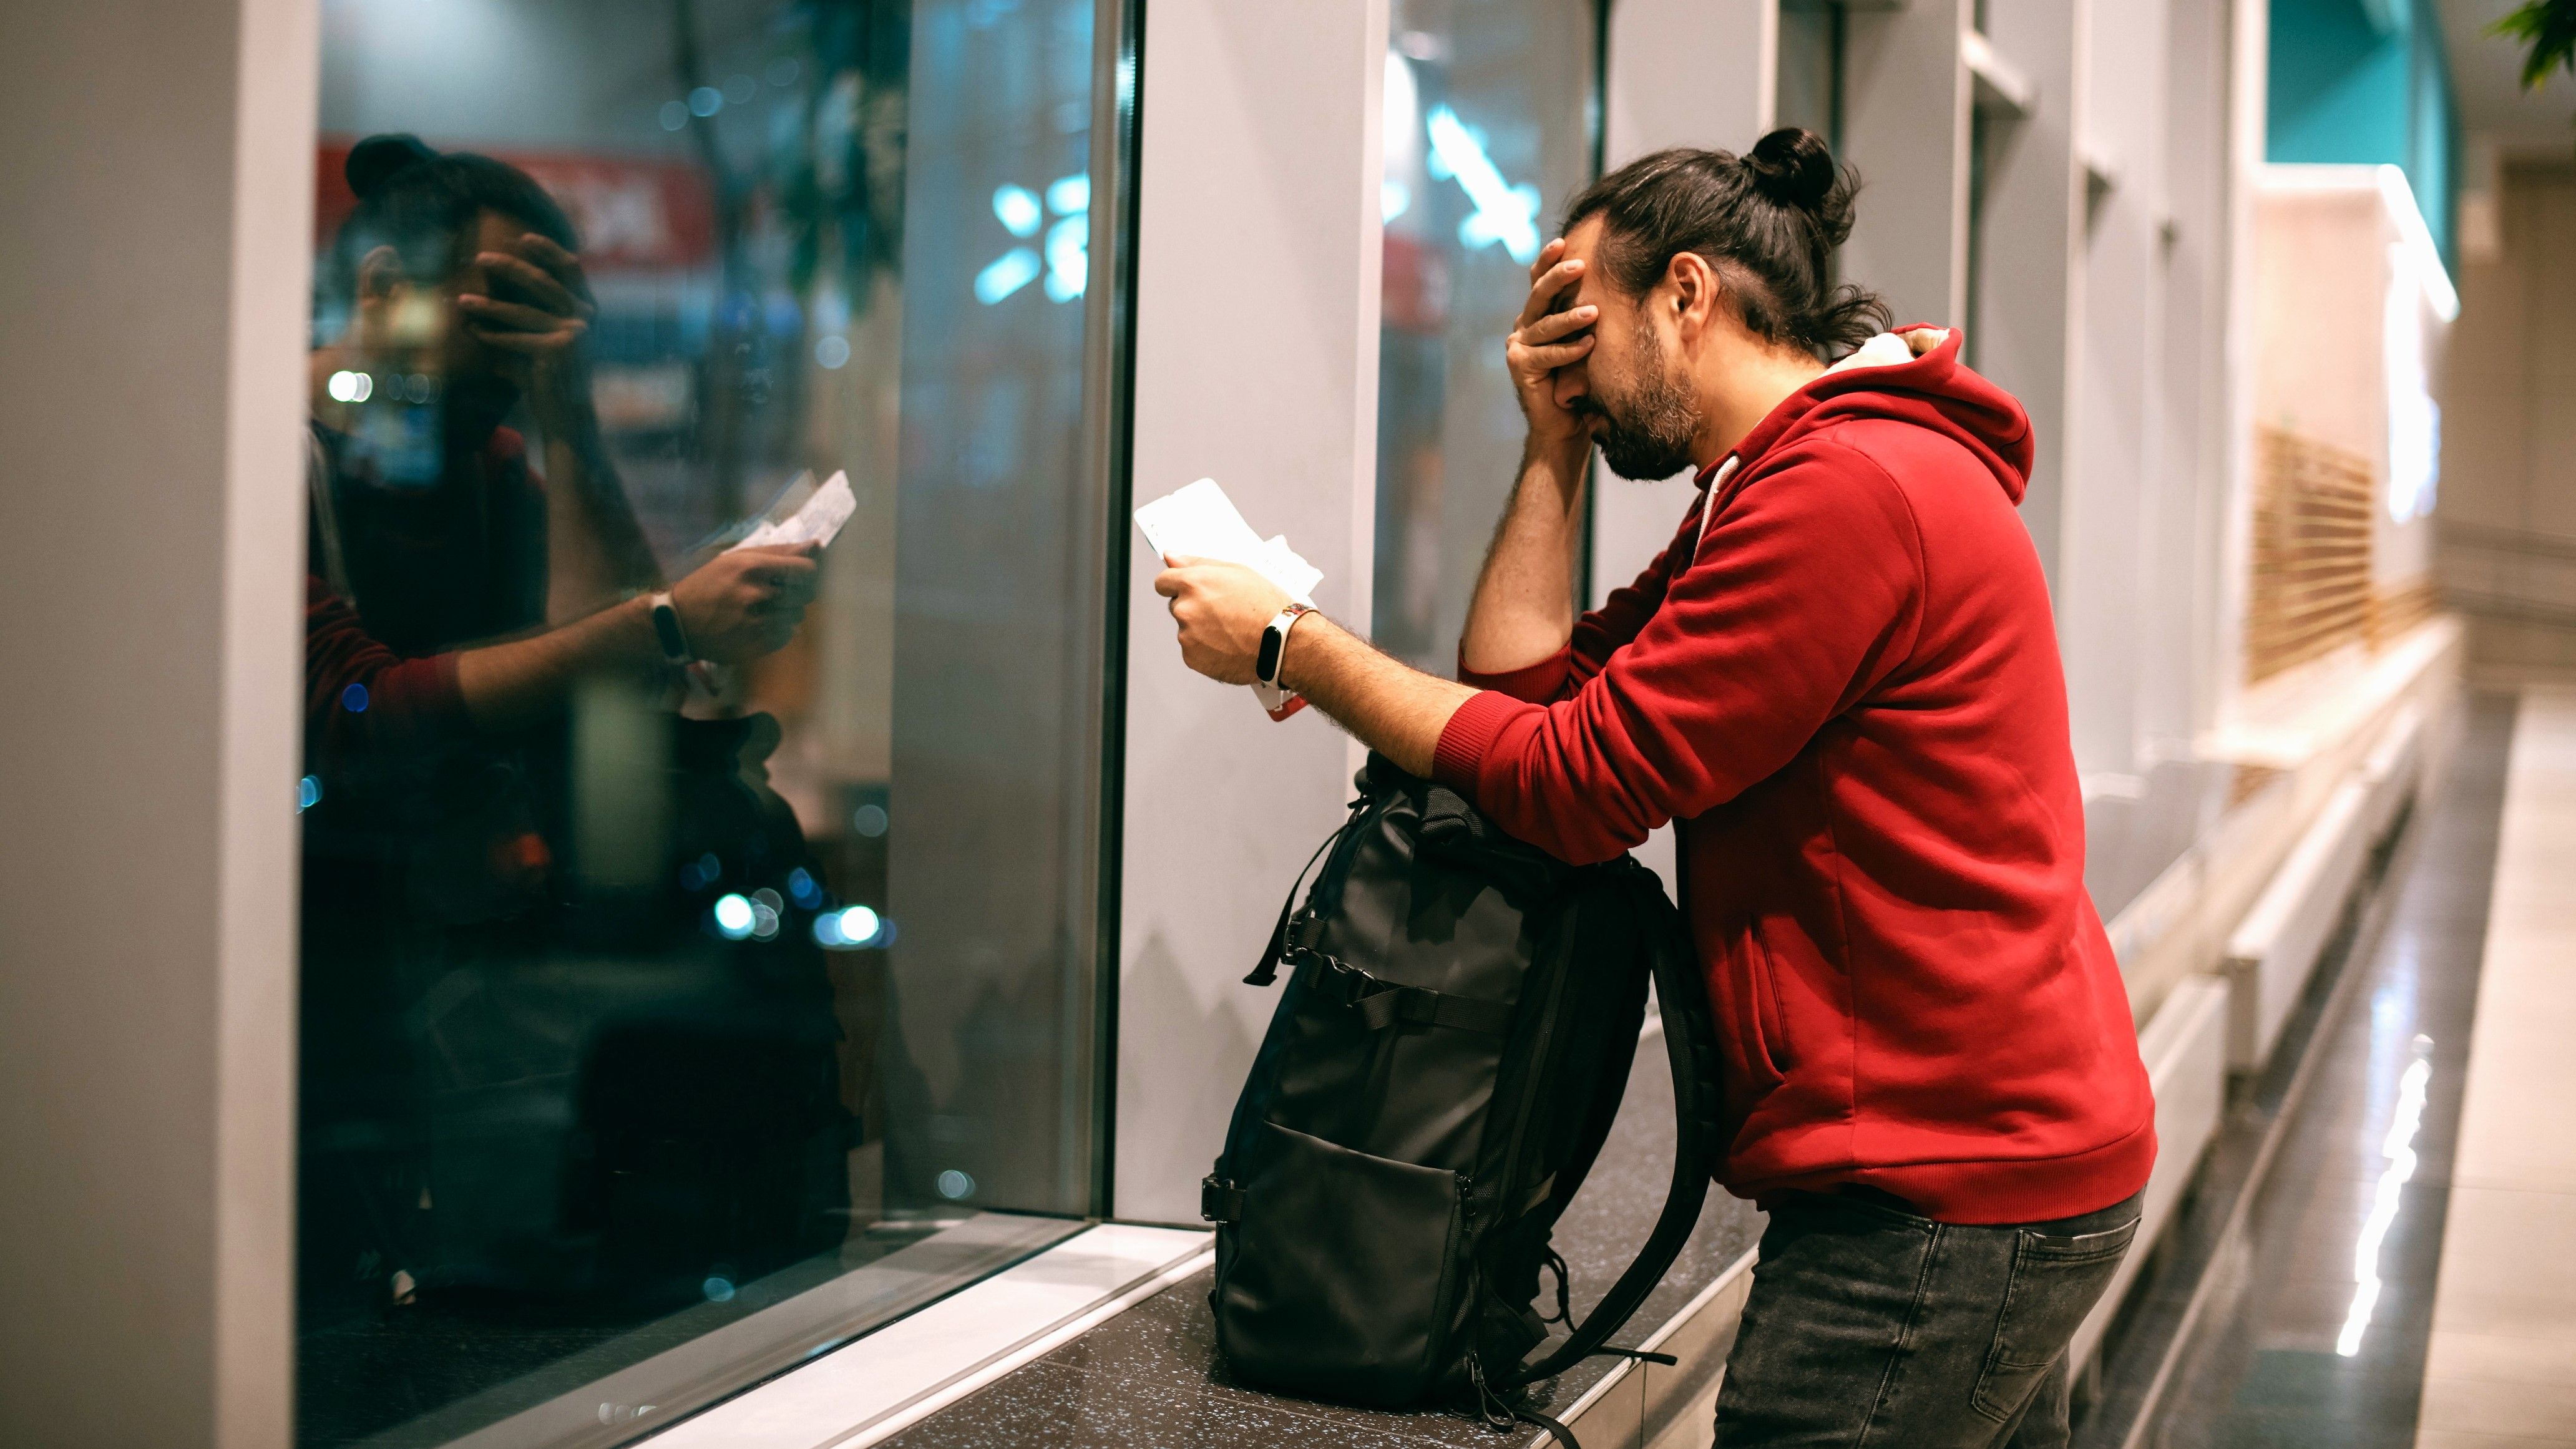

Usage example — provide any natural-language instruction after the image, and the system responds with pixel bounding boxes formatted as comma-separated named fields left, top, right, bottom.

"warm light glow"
left=2376, top=165, right=2459, bottom=323
left=2385, top=242, right=2441, bottom=524
left=2338, top=1044, right=2432, bottom=1357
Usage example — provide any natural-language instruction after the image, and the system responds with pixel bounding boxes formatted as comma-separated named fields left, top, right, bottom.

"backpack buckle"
left=1199, top=1175, right=1243, bottom=1224
left=1314, top=954, right=1377, bottom=1007
left=1287, top=911, right=1327, bottom=950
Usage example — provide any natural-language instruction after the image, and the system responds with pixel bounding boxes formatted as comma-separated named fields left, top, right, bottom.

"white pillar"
left=0, top=0, right=315, bottom=1442
left=2060, top=0, right=2175, bottom=775
left=2212, top=0, right=2273, bottom=726
left=1113, top=0, right=1390, bottom=1223
left=2154, top=0, right=2242, bottom=751
left=1972, top=0, right=2084, bottom=592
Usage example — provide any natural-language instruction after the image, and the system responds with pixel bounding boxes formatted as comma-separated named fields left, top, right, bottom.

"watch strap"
left=1256, top=604, right=1314, bottom=688
left=648, top=591, right=693, bottom=665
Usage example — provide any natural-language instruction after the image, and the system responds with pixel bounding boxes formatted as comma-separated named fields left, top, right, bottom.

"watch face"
left=1256, top=625, right=1284, bottom=684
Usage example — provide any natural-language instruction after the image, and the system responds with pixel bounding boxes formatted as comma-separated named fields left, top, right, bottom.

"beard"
left=1576, top=326, right=1702, bottom=481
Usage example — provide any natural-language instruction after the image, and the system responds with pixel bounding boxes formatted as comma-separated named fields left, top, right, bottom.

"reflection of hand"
left=1505, top=238, right=1598, bottom=455
left=1153, top=555, right=1291, bottom=686
left=674, top=545, right=820, bottom=664
left=459, top=232, right=598, bottom=439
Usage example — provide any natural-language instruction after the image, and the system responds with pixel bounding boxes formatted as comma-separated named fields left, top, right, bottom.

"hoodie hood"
left=1699, top=325, right=2035, bottom=512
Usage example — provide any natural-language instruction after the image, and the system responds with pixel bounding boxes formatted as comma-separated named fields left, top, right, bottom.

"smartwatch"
left=1256, top=603, right=1314, bottom=690
left=647, top=591, right=694, bottom=666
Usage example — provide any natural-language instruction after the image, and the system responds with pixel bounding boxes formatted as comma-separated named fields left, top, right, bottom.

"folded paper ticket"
left=1133, top=477, right=1321, bottom=720
left=731, top=470, right=855, bottom=552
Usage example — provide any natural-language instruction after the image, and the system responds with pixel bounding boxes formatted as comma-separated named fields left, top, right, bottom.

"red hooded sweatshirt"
left=1432, top=326, right=2154, bottom=1224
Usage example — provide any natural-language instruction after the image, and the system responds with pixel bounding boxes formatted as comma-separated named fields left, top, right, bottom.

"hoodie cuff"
left=1432, top=690, right=1534, bottom=798
left=1456, top=646, right=1573, bottom=704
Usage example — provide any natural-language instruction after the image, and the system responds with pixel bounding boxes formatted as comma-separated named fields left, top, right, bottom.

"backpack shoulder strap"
left=1245, top=793, right=1370, bottom=986
left=1508, top=866, right=1723, bottom=1387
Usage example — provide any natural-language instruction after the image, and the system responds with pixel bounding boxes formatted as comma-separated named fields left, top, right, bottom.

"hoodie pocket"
left=1721, top=922, right=1788, bottom=1092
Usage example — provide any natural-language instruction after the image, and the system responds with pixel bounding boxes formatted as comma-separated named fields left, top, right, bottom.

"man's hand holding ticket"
left=1135, top=479, right=1320, bottom=720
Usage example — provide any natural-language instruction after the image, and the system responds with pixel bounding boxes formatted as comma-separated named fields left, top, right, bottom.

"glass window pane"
left=296, top=1, right=1119, bottom=1443
left=1374, top=1, right=1598, bottom=669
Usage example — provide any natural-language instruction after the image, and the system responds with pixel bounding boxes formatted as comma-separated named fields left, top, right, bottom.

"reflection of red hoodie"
left=1433, top=326, right=2154, bottom=1224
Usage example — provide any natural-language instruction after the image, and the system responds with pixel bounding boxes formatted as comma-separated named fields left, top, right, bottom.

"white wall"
left=2022, top=0, right=2243, bottom=774
left=2439, top=159, right=2576, bottom=680
left=1971, top=1, right=2082, bottom=593
left=0, top=0, right=315, bottom=1443
left=2251, top=171, right=2451, bottom=602
left=2152, top=0, right=2240, bottom=755
left=1841, top=0, right=1971, bottom=329
left=1111, top=0, right=1390, bottom=1223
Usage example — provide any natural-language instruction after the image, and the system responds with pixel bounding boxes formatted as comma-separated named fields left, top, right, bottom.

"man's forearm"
left=1279, top=615, right=1477, bottom=778
left=544, top=432, right=665, bottom=622
left=454, top=594, right=660, bottom=731
left=1458, top=435, right=1589, bottom=675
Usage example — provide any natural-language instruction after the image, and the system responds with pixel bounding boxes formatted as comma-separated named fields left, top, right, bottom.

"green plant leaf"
left=2492, top=0, right=2576, bottom=93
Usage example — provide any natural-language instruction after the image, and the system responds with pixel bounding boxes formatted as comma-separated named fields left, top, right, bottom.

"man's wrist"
left=1525, top=426, right=1588, bottom=467
left=1273, top=611, right=1334, bottom=698
left=1521, top=432, right=1591, bottom=505
left=590, top=593, right=666, bottom=671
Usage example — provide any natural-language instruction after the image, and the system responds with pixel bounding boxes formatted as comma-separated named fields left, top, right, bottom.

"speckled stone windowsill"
left=878, top=1031, right=1765, bottom=1448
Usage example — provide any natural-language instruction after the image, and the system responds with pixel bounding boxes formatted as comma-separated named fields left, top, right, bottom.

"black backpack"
left=1201, top=756, right=1722, bottom=1443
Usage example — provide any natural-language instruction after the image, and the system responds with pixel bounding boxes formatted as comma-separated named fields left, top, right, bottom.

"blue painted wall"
left=2268, top=0, right=2459, bottom=263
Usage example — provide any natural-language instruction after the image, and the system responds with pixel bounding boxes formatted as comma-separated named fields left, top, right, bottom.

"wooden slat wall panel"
left=2371, top=575, right=2440, bottom=645
left=2247, top=427, right=2374, bottom=684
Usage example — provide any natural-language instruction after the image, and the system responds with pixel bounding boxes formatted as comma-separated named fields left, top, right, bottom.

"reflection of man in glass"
left=305, top=133, right=815, bottom=715
left=298, top=134, right=847, bottom=1345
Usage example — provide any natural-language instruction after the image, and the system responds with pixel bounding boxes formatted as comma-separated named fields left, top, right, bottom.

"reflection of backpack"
left=1203, top=756, right=1722, bottom=1445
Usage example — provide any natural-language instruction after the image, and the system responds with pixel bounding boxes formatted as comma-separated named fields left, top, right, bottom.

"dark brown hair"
left=328, top=133, right=580, bottom=301
left=1563, top=128, right=1890, bottom=359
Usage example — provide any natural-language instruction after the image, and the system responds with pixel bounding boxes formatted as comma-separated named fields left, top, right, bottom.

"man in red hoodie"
left=1156, top=132, right=2154, bottom=1446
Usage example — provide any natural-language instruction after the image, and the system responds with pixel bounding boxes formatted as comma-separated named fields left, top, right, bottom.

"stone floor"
left=2414, top=689, right=2576, bottom=1448
left=2108, top=693, right=2519, bottom=1449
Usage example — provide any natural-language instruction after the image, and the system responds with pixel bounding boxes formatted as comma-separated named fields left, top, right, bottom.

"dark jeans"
left=1713, top=1188, right=2144, bottom=1447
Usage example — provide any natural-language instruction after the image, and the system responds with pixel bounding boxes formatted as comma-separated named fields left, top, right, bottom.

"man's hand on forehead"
left=1505, top=237, right=1600, bottom=449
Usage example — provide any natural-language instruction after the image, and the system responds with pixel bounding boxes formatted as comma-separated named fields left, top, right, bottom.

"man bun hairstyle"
left=1745, top=126, right=1840, bottom=213
left=1563, top=128, right=1891, bottom=359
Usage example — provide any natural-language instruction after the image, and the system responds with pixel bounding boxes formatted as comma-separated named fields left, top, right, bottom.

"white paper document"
left=732, top=470, right=856, bottom=552
left=1133, top=477, right=1322, bottom=719
left=1133, top=478, right=1322, bottom=603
